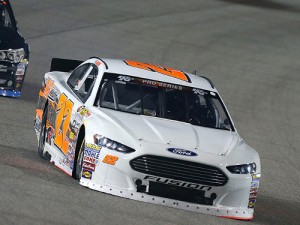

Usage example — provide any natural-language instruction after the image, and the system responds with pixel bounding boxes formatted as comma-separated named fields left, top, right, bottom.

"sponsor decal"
left=69, top=131, right=75, bottom=140
left=250, top=187, right=258, bottom=193
left=252, top=174, right=260, bottom=179
left=248, top=173, right=260, bottom=208
left=0, top=65, right=7, bottom=72
left=250, top=174, right=260, bottom=188
left=83, top=161, right=96, bottom=171
left=77, top=106, right=91, bottom=117
left=118, top=76, right=134, bottom=82
left=86, top=143, right=100, bottom=150
left=192, top=88, right=206, bottom=96
left=95, top=60, right=102, bottom=66
left=102, top=154, right=119, bottom=165
left=16, top=62, right=27, bottom=75
left=48, top=86, right=60, bottom=103
left=248, top=198, right=256, bottom=209
left=15, top=83, right=22, bottom=88
left=124, top=60, right=190, bottom=82
left=83, top=155, right=96, bottom=164
left=42, top=79, right=55, bottom=97
left=16, top=69, right=25, bottom=75
left=251, top=182, right=259, bottom=188
left=59, top=145, right=76, bottom=169
left=84, top=147, right=100, bottom=160
left=82, top=169, right=93, bottom=179
left=249, top=192, right=258, bottom=198
left=144, top=175, right=212, bottom=191
left=141, top=79, right=183, bottom=90
left=166, top=148, right=197, bottom=156
left=16, top=76, right=23, bottom=81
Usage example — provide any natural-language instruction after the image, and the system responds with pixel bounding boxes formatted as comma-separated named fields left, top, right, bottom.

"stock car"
left=0, top=0, right=29, bottom=97
left=34, top=57, right=261, bottom=220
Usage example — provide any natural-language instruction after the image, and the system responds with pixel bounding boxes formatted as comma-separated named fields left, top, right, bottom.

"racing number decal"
left=124, top=60, right=190, bottom=82
left=102, top=154, right=119, bottom=165
left=54, top=94, right=74, bottom=154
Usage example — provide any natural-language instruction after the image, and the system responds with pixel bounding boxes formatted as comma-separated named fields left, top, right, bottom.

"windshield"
left=0, top=1, right=13, bottom=28
left=95, top=73, right=234, bottom=131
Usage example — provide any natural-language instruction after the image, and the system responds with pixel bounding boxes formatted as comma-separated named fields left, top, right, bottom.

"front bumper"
left=0, top=59, right=28, bottom=97
left=80, top=178, right=254, bottom=220
left=79, top=142, right=260, bottom=220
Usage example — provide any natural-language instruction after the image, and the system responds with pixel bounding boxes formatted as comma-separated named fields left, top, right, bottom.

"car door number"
left=54, top=93, right=74, bottom=154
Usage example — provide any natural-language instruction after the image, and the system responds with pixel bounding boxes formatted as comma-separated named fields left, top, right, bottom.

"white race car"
left=34, top=57, right=261, bottom=220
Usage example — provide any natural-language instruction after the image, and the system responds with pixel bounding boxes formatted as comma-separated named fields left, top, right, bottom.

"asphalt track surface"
left=1, top=0, right=300, bottom=224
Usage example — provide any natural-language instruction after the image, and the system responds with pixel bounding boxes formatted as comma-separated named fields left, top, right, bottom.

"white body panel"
left=34, top=58, right=261, bottom=220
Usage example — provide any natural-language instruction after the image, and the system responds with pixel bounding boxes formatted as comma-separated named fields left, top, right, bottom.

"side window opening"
left=67, top=63, right=97, bottom=101
left=67, top=64, right=90, bottom=89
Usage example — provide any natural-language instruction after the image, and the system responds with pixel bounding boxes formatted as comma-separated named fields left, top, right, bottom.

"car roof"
left=100, top=58, right=216, bottom=92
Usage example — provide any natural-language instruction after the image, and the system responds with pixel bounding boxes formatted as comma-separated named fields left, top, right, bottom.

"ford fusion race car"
left=0, top=0, right=29, bottom=97
left=34, top=57, right=261, bottom=220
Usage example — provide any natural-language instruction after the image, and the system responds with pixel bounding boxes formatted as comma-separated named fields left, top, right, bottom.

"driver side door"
left=54, top=63, right=98, bottom=156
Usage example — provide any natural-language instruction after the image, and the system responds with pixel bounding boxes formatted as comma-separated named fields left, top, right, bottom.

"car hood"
left=0, top=27, right=25, bottom=50
left=91, top=108, right=241, bottom=156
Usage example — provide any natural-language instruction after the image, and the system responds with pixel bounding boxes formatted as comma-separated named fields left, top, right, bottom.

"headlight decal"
left=226, top=163, right=256, bottom=174
left=94, top=134, right=135, bottom=153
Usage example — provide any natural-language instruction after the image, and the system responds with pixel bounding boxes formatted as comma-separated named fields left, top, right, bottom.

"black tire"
left=74, top=138, right=85, bottom=180
left=38, top=105, right=49, bottom=160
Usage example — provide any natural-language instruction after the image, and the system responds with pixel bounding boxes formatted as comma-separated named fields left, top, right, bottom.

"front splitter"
left=80, top=178, right=254, bottom=220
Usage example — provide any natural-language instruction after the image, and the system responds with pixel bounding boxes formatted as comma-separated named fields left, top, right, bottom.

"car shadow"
left=218, top=0, right=300, bottom=13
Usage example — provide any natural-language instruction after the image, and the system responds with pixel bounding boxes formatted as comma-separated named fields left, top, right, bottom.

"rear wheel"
left=75, top=138, right=85, bottom=180
left=38, top=105, right=49, bottom=160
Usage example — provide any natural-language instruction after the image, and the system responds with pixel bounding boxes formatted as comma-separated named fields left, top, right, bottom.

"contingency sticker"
left=82, top=168, right=93, bottom=179
left=248, top=174, right=261, bottom=208
left=16, top=59, right=28, bottom=75
left=81, top=143, right=101, bottom=179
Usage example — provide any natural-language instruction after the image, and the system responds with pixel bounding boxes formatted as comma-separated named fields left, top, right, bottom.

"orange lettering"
left=125, top=60, right=189, bottom=82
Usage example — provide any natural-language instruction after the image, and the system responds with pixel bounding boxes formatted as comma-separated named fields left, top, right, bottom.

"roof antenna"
left=192, top=70, right=197, bottom=75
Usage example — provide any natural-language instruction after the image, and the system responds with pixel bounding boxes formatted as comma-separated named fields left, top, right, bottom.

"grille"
left=130, top=155, right=228, bottom=186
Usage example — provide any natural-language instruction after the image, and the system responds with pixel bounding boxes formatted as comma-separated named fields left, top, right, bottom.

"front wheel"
left=38, top=105, right=49, bottom=160
left=75, top=138, right=85, bottom=180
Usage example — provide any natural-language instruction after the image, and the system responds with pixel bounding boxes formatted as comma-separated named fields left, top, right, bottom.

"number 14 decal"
left=54, top=94, right=73, bottom=154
